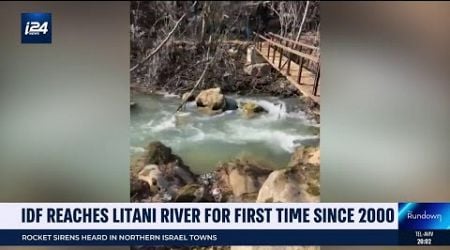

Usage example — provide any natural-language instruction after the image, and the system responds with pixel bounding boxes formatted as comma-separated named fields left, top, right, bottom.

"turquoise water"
left=130, top=94, right=319, bottom=173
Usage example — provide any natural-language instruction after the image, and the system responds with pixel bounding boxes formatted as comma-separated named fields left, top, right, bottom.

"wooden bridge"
left=254, top=32, right=320, bottom=102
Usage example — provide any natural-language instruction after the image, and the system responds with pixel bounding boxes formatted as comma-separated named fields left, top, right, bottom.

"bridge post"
left=278, top=47, right=283, bottom=68
left=297, top=58, right=304, bottom=84
left=287, top=54, right=291, bottom=75
left=313, top=67, right=320, bottom=96
left=272, top=39, right=276, bottom=64
left=298, top=46, right=303, bottom=59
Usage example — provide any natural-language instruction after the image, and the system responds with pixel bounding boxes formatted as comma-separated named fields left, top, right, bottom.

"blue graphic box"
left=21, top=13, right=52, bottom=44
left=399, top=203, right=450, bottom=230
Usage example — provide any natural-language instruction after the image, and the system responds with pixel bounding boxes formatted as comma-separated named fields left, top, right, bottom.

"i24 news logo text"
left=24, top=21, right=49, bottom=35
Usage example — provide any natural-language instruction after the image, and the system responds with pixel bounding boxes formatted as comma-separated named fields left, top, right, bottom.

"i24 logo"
left=21, top=13, right=52, bottom=44
left=24, top=21, right=49, bottom=35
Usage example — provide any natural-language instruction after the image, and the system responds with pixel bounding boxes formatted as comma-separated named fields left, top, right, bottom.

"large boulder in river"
left=213, top=157, right=273, bottom=202
left=195, top=88, right=238, bottom=114
left=256, top=147, right=320, bottom=203
left=195, top=88, right=225, bottom=110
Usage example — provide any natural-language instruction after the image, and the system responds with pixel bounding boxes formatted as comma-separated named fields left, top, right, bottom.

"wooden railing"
left=254, top=32, right=320, bottom=97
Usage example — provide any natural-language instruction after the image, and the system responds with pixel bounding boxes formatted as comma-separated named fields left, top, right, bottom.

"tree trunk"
left=295, top=1, right=309, bottom=42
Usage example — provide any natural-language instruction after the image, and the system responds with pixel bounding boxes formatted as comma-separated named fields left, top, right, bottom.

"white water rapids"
left=131, top=94, right=319, bottom=173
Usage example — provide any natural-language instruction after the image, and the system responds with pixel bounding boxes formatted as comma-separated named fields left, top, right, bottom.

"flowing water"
left=130, top=94, right=319, bottom=174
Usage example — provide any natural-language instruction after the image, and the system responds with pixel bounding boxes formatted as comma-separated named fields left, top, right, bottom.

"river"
left=130, top=94, right=319, bottom=174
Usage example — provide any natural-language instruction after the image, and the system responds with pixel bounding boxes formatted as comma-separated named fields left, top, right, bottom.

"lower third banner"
left=0, top=203, right=447, bottom=245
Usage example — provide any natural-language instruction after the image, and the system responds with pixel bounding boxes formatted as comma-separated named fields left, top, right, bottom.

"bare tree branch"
left=176, top=35, right=213, bottom=112
left=130, top=13, right=186, bottom=72
left=295, top=1, right=310, bottom=42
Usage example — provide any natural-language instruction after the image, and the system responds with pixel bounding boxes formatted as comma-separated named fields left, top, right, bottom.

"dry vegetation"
left=130, top=1, right=319, bottom=96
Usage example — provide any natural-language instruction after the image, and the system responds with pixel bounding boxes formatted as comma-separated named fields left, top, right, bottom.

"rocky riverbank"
left=130, top=140, right=319, bottom=203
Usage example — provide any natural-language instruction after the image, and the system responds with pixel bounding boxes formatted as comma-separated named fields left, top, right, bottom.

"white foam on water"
left=175, top=111, right=191, bottom=117
left=225, top=125, right=316, bottom=153
left=185, top=125, right=206, bottom=142
left=132, top=95, right=318, bottom=157
left=196, top=109, right=236, bottom=121
left=130, top=146, right=145, bottom=154
left=235, top=97, right=307, bottom=121
left=163, top=92, right=179, bottom=98
left=186, top=119, right=317, bottom=153
left=148, top=116, right=176, bottom=132
left=140, top=120, right=154, bottom=129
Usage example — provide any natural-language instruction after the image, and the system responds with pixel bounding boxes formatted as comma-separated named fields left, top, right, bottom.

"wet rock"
left=195, top=88, right=225, bottom=111
left=244, top=63, right=271, bottom=77
left=240, top=102, right=268, bottom=118
left=213, top=158, right=273, bottom=201
left=257, top=147, right=320, bottom=203
left=224, top=97, right=238, bottom=110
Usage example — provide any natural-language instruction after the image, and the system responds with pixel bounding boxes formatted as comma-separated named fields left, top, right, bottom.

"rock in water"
left=224, top=97, right=238, bottom=110
left=195, top=88, right=225, bottom=111
left=257, top=147, right=320, bottom=203
left=240, top=102, right=268, bottom=118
